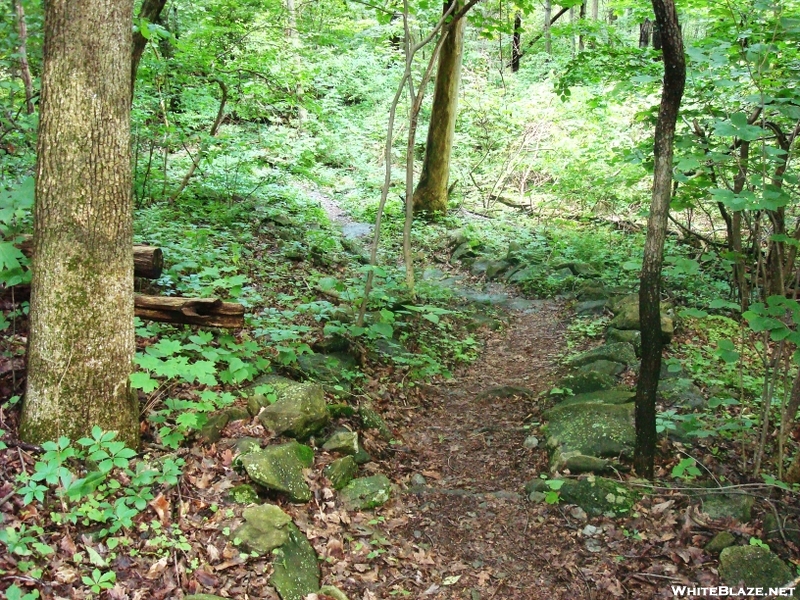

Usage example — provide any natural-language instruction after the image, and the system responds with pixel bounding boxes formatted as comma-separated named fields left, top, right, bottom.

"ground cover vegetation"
left=0, top=0, right=799, bottom=597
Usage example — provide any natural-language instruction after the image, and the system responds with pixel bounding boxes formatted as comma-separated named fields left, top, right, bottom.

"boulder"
left=340, top=475, right=392, bottom=510
left=241, top=442, right=314, bottom=503
left=322, top=430, right=359, bottom=455
left=270, top=523, right=321, bottom=600
left=719, top=546, right=793, bottom=589
left=485, top=260, right=511, bottom=280
left=555, top=371, right=617, bottom=395
left=606, top=328, right=641, bottom=355
left=256, top=378, right=329, bottom=441
left=566, top=342, right=637, bottom=369
left=324, top=456, right=358, bottom=490
left=577, top=359, right=626, bottom=377
left=544, top=400, right=635, bottom=471
left=232, top=504, right=292, bottom=554
left=609, top=294, right=674, bottom=339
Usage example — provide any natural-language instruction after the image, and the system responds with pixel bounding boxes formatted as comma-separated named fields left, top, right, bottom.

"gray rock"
left=411, top=473, right=427, bottom=486
left=552, top=261, right=599, bottom=278
left=575, top=300, right=608, bottom=315
left=555, top=371, right=617, bottom=394
left=577, top=359, right=626, bottom=377
left=234, top=437, right=262, bottom=455
left=241, top=442, right=314, bottom=503
left=719, top=546, right=793, bottom=589
left=256, top=378, right=329, bottom=441
left=485, top=260, right=511, bottom=280
left=658, top=378, right=705, bottom=409
left=577, top=284, right=611, bottom=301
left=523, top=435, right=539, bottom=449
left=507, top=265, right=544, bottom=284
left=566, top=342, right=637, bottom=368
left=270, top=523, right=320, bottom=600
left=705, top=531, right=736, bottom=554
left=470, top=259, right=491, bottom=276
left=232, top=503, right=292, bottom=554
left=352, top=442, right=372, bottom=465
left=323, top=430, right=359, bottom=455
left=340, top=475, right=392, bottom=510
left=562, top=455, right=613, bottom=473
left=558, top=476, right=640, bottom=517
left=698, top=493, right=754, bottom=523
left=606, top=328, right=642, bottom=355
left=550, top=267, right=574, bottom=281
left=296, top=352, right=357, bottom=392
left=324, top=456, right=358, bottom=490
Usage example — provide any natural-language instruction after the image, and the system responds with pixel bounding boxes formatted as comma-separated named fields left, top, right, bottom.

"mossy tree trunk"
left=633, top=0, right=685, bottom=479
left=411, top=0, right=465, bottom=216
left=20, top=0, right=139, bottom=448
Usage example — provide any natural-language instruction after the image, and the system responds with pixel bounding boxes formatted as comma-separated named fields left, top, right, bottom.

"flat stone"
left=270, top=523, right=320, bottom=600
left=577, top=359, right=626, bottom=376
left=719, top=546, right=793, bottom=589
left=322, top=430, right=359, bottom=455
left=606, top=328, right=641, bottom=355
left=507, top=265, right=546, bottom=284
left=475, top=386, right=536, bottom=401
left=555, top=371, right=617, bottom=394
left=575, top=300, right=607, bottom=315
left=558, top=476, right=640, bottom=517
left=697, top=492, right=754, bottom=523
left=231, top=504, right=292, bottom=554
left=566, top=342, right=637, bottom=368
left=324, top=456, right=358, bottom=490
left=241, top=442, right=314, bottom=503
left=340, top=475, right=392, bottom=510
left=705, top=531, right=736, bottom=554
left=555, top=389, right=635, bottom=407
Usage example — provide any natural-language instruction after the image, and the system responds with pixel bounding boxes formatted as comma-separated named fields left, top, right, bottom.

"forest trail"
left=385, top=302, right=598, bottom=599
left=314, top=191, right=597, bottom=599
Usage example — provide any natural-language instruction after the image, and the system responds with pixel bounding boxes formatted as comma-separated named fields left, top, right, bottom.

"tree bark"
left=21, top=0, right=139, bottom=448
left=14, top=0, right=35, bottom=115
left=544, top=0, right=552, bottom=55
left=634, top=0, right=685, bottom=479
left=591, top=0, right=599, bottom=20
left=131, top=0, right=168, bottom=93
left=412, top=0, right=466, bottom=215
left=578, top=1, right=586, bottom=51
left=134, top=295, right=244, bottom=328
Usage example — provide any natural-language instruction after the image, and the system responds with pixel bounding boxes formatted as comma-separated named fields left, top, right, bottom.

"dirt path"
left=381, top=301, right=607, bottom=599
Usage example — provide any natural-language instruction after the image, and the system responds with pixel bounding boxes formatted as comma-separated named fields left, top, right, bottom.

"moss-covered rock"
left=658, top=378, right=705, bottom=409
left=199, top=412, right=230, bottom=444
left=228, top=484, right=260, bottom=504
left=324, top=456, right=358, bottom=490
left=322, top=430, right=359, bottom=455
left=318, top=585, right=350, bottom=600
left=566, top=343, right=637, bottom=369
left=705, top=531, right=736, bottom=554
left=575, top=300, right=608, bottom=315
left=606, top=328, right=641, bottom=355
left=270, top=523, right=320, bottom=600
left=763, top=513, right=800, bottom=546
left=544, top=401, right=635, bottom=471
left=558, top=476, right=640, bottom=517
left=609, top=294, right=674, bottom=340
left=241, top=442, right=314, bottom=503
left=697, top=493, right=754, bottom=523
left=554, top=389, right=635, bottom=407
left=577, top=359, right=626, bottom=377
left=296, top=352, right=357, bottom=392
left=231, top=503, right=292, bottom=554
left=340, top=475, right=392, bottom=510
left=358, top=405, right=393, bottom=441
left=234, top=436, right=262, bottom=455
left=555, top=371, right=617, bottom=395
left=257, top=380, right=329, bottom=441
left=719, top=546, right=793, bottom=589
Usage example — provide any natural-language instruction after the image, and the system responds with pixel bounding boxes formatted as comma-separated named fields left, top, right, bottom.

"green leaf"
left=129, top=372, right=158, bottom=393
left=370, top=322, right=393, bottom=338
left=680, top=308, right=708, bottom=319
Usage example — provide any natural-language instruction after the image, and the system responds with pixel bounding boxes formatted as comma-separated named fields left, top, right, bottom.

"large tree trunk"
left=634, top=0, right=685, bottom=479
left=21, top=0, right=139, bottom=447
left=412, top=1, right=466, bottom=215
left=14, top=0, right=35, bottom=115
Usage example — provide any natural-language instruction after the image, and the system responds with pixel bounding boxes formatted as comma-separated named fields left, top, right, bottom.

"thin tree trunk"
left=14, top=0, right=35, bottom=115
left=412, top=0, right=466, bottom=215
left=578, top=1, right=586, bottom=51
left=21, top=0, right=139, bottom=447
left=591, top=0, right=599, bottom=20
left=512, top=12, right=522, bottom=73
left=633, top=0, right=685, bottom=479
left=131, top=0, right=168, bottom=93
left=544, top=0, right=552, bottom=55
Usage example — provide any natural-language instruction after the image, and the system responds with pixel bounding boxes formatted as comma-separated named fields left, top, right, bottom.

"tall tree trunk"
left=512, top=11, right=521, bottom=73
left=578, top=1, right=586, bottom=51
left=591, top=0, right=599, bottom=20
left=544, top=0, right=552, bottom=55
left=14, top=0, right=35, bottom=115
left=131, top=0, right=168, bottom=93
left=639, top=18, right=652, bottom=48
left=412, top=0, right=465, bottom=215
left=21, top=0, right=139, bottom=448
left=634, top=0, right=685, bottom=479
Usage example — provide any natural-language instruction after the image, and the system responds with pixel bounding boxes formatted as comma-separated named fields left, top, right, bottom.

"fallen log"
left=16, top=236, right=163, bottom=279
left=134, top=295, right=244, bottom=329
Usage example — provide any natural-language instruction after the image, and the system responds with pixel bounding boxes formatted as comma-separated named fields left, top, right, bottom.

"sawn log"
left=16, top=236, right=163, bottom=279
left=134, top=295, right=244, bottom=329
